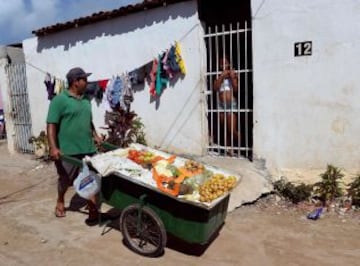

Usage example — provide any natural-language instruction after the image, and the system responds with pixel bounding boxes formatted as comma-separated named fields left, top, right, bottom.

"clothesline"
left=27, top=22, right=197, bottom=104
left=24, top=23, right=199, bottom=81
left=26, top=61, right=63, bottom=80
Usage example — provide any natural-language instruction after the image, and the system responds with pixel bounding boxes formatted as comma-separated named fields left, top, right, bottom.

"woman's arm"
left=214, top=70, right=229, bottom=91
left=229, top=70, right=238, bottom=93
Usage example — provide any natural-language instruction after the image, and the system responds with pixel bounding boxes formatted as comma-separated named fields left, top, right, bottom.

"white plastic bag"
left=73, top=160, right=101, bottom=200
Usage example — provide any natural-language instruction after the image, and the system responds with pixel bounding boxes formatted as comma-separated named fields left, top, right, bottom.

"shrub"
left=313, top=164, right=344, bottom=204
left=347, top=174, right=360, bottom=207
left=273, top=177, right=313, bottom=204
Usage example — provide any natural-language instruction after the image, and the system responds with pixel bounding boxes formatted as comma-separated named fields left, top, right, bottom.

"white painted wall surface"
left=23, top=2, right=207, bottom=155
left=252, top=0, right=360, bottom=174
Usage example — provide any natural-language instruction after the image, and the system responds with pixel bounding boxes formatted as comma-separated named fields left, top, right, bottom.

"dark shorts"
left=55, top=154, right=94, bottom=194
left=218, top=100, right=237, bottom=110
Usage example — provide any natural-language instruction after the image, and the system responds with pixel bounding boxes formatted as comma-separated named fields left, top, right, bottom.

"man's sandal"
left=55, top=207, right=66, bottom=218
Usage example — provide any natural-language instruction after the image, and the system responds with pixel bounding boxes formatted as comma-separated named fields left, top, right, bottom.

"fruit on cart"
left=128, top=149, right=160, bottom=168
left=183, top=169, right=213, bottom=191
left=199, top=174, right=237, bottom=202
left=183, top=160, right=204, bottom=174
left=128, top=149, right=176, bottom=169
left=127, top=149, right=142, bottom=164
left=142, top=151, right=155, bottom=163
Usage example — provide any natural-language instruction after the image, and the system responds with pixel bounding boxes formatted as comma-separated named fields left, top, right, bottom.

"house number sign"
left=294, top=41, right=312, bottom=56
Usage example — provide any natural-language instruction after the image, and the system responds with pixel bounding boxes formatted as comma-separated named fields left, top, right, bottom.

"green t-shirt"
left=46, top=90, right=96, bottom=155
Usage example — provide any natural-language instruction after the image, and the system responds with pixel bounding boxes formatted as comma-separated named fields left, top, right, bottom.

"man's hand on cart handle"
left=94, top=134, right=104, bottom=145
left=49, top=146, right=62, bottom=161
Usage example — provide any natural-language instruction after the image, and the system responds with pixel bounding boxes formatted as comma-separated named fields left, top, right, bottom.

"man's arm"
left=91, top=122, right=103, bottom=145
left=47, top=123, right=61, bottom=160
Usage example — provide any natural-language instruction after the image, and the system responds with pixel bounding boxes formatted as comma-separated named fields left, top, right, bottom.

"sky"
left=0, top=0, right=141, bottom=45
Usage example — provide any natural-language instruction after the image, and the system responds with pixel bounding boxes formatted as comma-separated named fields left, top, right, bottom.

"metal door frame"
left=204, top=21, right=253, bottom=159
left=5, top=63, right=33, bottom=153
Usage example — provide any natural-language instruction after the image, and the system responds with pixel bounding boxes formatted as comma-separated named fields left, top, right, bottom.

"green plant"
left=28, top=130, right=48, bottom=148
left=103, top=108, right=147, bottom=148
left=313, top=164, right=344, bottom=204
left=273, top=178, right=313, bottom=204
left=132, top=117, right=147, bottom=145
left=28, top=130, right=49, bottom=159
left=347, top=174, right=360, bottom=207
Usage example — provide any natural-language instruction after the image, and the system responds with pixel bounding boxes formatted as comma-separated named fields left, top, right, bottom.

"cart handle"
left=60, top=154, right=83, bottom=168
left=100, top=141, right=118, bottom=151
left=59, top=142, right=119, bottom=168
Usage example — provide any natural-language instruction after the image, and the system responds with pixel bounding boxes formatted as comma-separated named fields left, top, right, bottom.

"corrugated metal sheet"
left=32, top=0, right=192, bottom=37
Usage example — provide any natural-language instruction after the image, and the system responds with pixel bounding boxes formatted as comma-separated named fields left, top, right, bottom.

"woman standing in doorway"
left=213, top=57, right=241, bottom=155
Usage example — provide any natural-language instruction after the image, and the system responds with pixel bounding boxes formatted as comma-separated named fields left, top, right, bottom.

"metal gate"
left=5, top=64, right=33, bottom=153
left=204, top=22, right=253, bottom=159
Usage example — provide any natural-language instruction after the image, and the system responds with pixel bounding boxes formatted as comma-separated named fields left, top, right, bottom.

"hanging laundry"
left=155, top=54, right=167, bottom=96
left=44, top=73, right=56, bottom=100
left=160, top=52, right=169, bottom=84
left=175, top=41, right=186, bottom=75
left=106, top=76, right=123, bottom=109
left=129, top=61, right=152, bottom=85
left=85, top=81, right=103, bottom=104
left=54, top=78, right=66, bottom=95
left=162, top=49, right=173, bottom=78
left=86, top=81, right=100, bottom=96
left=95, top=87, right=103, bottom=103
left=120, top=73, right=134, bottom=112
left=149, top=58, right=158, bottom=96
left=166, top=45, right=181, bottom=76
left=98, top=79, right=109, bottom=91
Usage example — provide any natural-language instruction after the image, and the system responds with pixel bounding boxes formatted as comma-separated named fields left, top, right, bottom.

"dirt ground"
left=0, top=140, right=359, bottom=266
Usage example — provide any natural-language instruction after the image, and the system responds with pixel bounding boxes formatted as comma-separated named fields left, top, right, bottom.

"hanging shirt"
left=120, top=73, right=134, bottom=111
left=175, top=41, right=186, bottom=75
left=106, top=76, right=123, bottom=109
left=155, top=54, right=168, bottom=96
left=149, top=58, right=158, bottom=96
left=54, top=79, right=65, bottom=95
left=167, top=45, right=180, bottom=75
left=44, top=73, right=56, bottom=100
left=98, top=79, right=109, bottom=91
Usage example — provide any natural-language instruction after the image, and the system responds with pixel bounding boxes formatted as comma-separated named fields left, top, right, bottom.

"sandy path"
left=0, top=141, right=359, bottom=266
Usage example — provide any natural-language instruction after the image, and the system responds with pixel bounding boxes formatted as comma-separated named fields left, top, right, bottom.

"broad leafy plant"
left=103, top=108, right=147, bottom=148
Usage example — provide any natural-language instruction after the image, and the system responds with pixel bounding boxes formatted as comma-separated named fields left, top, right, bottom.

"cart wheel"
left=120, top=204, right=167, bottom=257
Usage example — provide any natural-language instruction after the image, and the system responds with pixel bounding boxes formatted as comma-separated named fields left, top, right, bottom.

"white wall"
left=23, top=1, right=207, bottom=155
left=252, top=0, right=360, bottom=175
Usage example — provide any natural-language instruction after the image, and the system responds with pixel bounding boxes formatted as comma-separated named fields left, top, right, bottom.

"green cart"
left=62, top=146, right=231, bottom=257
